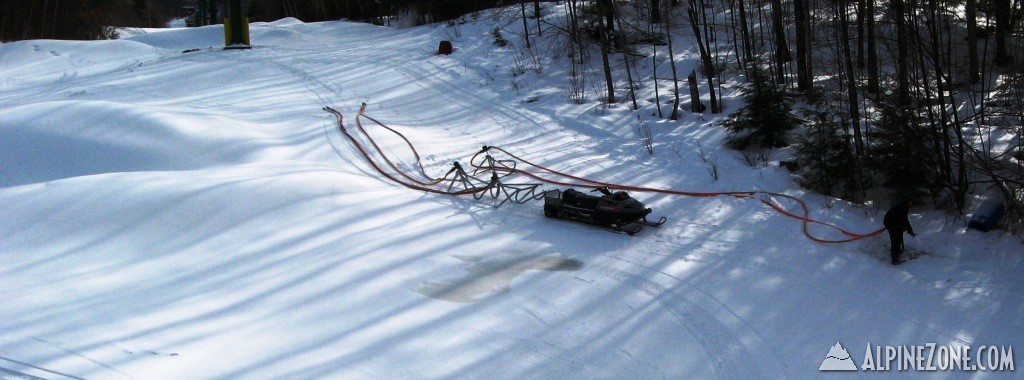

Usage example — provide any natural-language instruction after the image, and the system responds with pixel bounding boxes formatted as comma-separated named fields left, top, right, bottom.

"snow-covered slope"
left=2, top=8, right=1021, bottom=379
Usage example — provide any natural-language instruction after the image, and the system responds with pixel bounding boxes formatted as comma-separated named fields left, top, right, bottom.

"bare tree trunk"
left=666, top=0, right=681, bottom=119
left=653, top=32, right=663, bottom=118
left=794, top=0, right=812, bottom=92
left=703, top=0, right=722, bottom=113
left=625, top=60, right=639, bottom=110
left=927, top=0, right=959, bottom=202
left=1, top=4, right=7, bottom=41
left=599, top=0, right=616, bottom=103
left=520, top=1, right=531, bottom=48
left=23, top=0, right=36, bottom=40
left=51, top=0, right=59, bottom=38
left=566, top=0, right=587, bottom=103
left=903, top=1, right=949, bottom=197
left=1, top=3, right=6, bottom=40
left=535, top=0, right=542, bottom=36
left=942, top=15, right=969, bottom=212
left=40, top=0, right=48, bottom=39
left=857, top=0, right=865, bottom=68
left=994, top=0, right=1013, bottom=66
left=736, top=0, right=753, bottom=63
left=866, top=0, right=879, bottom=94
left=756, top=0, right=767, bottom=51
left=966, top=0, right=980, bottom=83
left=727, top=0, right=744, bottom=70
left=649, top=6, right=664, bottom=118
left=688, top=70, right=703, bottom=112
left=893, top=0, right=911, bottom=107
left=687, top=0, right=719, bottom=113
left=770, top=0, right=792, bottom=84
left=837, top=0, right=863, bottom=154
left=604, top=0, right=615, bottom=36
left=568, top=0, right=585, bottom=63
left=913, top=13, right=947, bottom=192
left=615, top=9, right=639, bottom=110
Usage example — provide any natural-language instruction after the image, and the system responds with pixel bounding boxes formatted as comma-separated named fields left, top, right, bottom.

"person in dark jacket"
left=883, top=200, right=917, bottom=265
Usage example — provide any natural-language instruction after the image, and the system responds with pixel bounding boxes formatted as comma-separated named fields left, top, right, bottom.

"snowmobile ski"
left=637, top=216, right=667, bottom=227
left=605, top=223, right=644, bottom=236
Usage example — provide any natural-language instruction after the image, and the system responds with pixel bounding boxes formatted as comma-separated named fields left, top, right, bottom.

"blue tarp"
left=968, top=198, right=1005, bottom=232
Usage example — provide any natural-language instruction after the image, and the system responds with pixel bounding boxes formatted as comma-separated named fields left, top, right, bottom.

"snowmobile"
left=543, top=187, right=666, bottom=235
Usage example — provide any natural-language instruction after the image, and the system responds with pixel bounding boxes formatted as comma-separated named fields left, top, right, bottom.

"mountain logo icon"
left=819, top=342, right=858, bottom=371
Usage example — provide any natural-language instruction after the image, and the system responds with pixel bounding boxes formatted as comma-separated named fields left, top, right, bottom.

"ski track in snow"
left=589, top=260, right=790, bottom=378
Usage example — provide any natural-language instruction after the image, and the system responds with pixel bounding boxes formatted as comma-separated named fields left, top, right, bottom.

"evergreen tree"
left=866, top=103, right=937, bottom=200
left=796, top=110, right=866, bottom=201
left=723, top=64, right=801, bottom=149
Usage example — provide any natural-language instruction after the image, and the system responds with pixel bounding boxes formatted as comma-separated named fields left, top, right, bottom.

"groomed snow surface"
left=2, top=8, right=1022, bottom=379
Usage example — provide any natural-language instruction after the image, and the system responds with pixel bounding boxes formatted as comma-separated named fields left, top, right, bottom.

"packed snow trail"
left=2, top=13, right=1023, bottom=380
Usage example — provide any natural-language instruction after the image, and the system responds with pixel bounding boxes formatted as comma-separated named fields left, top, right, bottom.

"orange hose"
left=329, top=106, right=885, bottom=244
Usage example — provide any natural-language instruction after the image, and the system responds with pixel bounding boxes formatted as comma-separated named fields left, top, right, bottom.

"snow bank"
left=0, top=101, right=275, bottom=187
left=122, top=24, right=226, bottom=50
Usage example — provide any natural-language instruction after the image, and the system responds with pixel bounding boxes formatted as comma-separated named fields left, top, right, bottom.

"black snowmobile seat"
left=562, top=188, right=599, bottom=209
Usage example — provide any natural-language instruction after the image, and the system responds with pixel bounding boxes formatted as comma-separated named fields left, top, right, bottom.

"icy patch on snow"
left=416, top=252, right=582, bottom=303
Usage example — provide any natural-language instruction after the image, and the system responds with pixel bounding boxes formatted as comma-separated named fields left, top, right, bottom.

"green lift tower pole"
left=225, top=0, right=251, bottom=49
